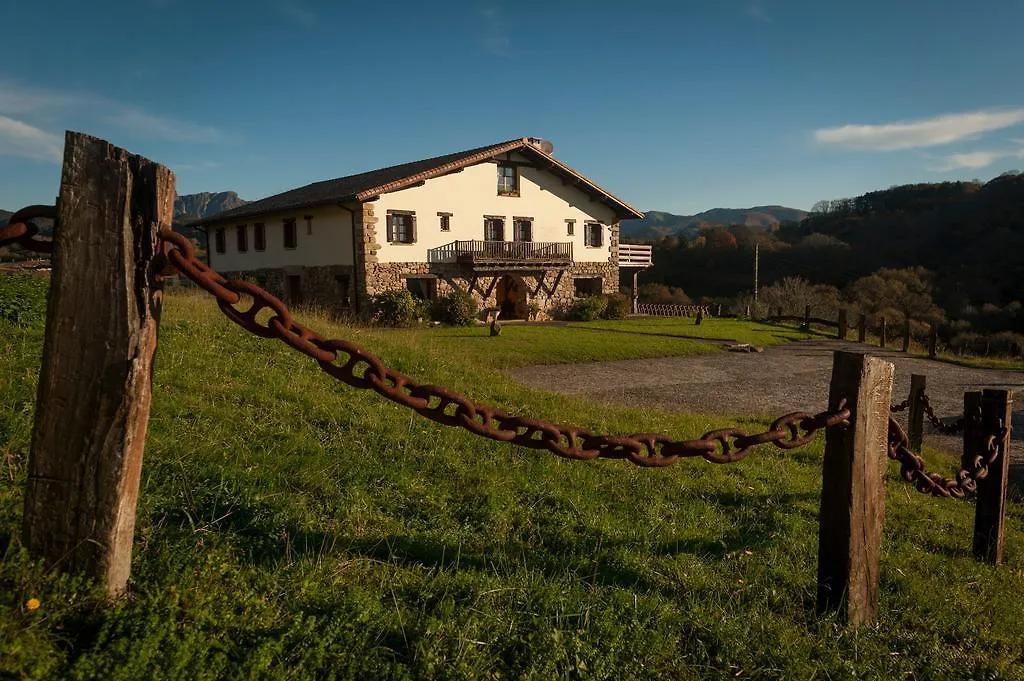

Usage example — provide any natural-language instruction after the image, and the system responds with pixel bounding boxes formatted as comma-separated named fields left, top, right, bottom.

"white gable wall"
left=206, top=204, right=355, bottom=271
left=372, top=156, right=617, bottom=264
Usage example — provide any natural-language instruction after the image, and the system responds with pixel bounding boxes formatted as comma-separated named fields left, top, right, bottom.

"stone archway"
left=495, top=275, right=528, bottom=320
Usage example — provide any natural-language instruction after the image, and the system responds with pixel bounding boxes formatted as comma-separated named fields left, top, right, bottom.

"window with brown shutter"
left=386, top=210, right=416, bottom=243
left=565, top=219, right=575, bottom=236
left=283, top=218, right=297, bottom=249
left=584, top=222, right=603, bottom=247
left=254, top=223, right=266, bottom=251
left=483, top=217, right=504, bottom=241
left=236, top=225, right=248, bottom=252
left=214, top=227, right=226, bottom=254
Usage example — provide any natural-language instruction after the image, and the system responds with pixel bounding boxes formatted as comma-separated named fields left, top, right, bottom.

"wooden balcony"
left=619, top=243, right=653, bottom=267
left=429, top=240, right=574, bottom=269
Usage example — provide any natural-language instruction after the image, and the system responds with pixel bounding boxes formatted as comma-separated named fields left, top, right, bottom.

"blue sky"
left=2, top=0, right=1024, bottom=215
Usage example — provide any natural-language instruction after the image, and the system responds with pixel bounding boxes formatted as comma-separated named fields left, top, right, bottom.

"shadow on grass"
left=153, top=478, right=820, bottom=606
left=563, top=325, right=737, bottom=343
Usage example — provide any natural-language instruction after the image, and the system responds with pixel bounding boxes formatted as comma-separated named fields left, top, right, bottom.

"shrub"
left=0, top=274, right=49, bottom=326
left=602, top=293, right=630, bottom=319
left=431, top=290, right=478, bottom=326
left=370, top=290, right=428, bottom=327
left=565, top=295, right=608, bottom=321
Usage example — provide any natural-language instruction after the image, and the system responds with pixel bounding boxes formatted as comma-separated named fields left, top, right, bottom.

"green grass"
left=372, top=315, right=816, bottom=370
left=1, top=291, right=1023, bottom=680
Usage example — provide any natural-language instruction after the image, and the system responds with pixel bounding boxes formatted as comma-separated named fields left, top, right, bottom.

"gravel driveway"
left=512, top=339, right=1023, bottom=465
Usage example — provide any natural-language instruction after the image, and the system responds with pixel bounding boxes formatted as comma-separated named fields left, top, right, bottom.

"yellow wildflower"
left=26, top=598, right=40, bottom=610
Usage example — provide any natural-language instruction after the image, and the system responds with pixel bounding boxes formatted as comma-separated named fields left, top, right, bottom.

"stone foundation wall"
left=221, top=264, right=355, bottom=316
left=362, top=261, right=620, bottom=320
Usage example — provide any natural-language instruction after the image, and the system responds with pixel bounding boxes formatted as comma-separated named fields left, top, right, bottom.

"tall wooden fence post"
left=838, top=309, right=847, bottom=340
left=902, top=318, right=911, bottom=352
left=971, top=389, right=1013, bottom=564
left=22, top=132, right=173, bottom=596
left=879, top=317, right=887, bottom=348
left=803, top=304, right=811, bottom=330
left=908, top=374, right=926, bottom=452
left=857, top=314, right=866, bottom=343
left=818, top=351, right=894, bottom=627
left=928, top=324, right=937, bottom=359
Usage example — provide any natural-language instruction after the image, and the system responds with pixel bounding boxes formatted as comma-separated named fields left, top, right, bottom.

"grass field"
left=2, top=289, right=1023, bottom=680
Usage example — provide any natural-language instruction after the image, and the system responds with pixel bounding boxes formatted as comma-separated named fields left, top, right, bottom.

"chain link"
left=890, top=399, right=909, bottom=413
left=918, top=393, right=964, bottom=435
left=0, top=205, right=56, bottom=254
left=155, top=227, right=851, bottom=467
left=886, top=412, right=1005, bottom=499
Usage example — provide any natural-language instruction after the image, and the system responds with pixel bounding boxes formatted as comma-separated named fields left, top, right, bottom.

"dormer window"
left=497, top=163, right=519, bottom=196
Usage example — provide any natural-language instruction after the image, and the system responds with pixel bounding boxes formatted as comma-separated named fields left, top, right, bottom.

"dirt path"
left=511, top=339, right=1023, bottom=463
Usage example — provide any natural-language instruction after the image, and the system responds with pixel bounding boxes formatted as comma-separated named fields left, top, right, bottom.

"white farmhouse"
left=195, top=137, right=651, bottom=319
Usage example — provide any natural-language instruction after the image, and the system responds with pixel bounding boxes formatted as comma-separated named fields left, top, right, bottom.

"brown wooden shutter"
left=386, top=215, right=394, bottom=242
left=411, top=214, right=417, bottom=243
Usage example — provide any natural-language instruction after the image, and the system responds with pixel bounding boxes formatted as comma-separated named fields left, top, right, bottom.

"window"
left=236, top=225, right=248, bottom=252
left=214, top=227, right=226, bottom=254
left=406, top=277, right=438, bottom=301
left=513, top=218, right=532, bottom=242
left=254, top=223, right=266, bottom=251
left=574, top=277, right=603, bottom=297
left=386, top=211, right=416, bottom=243
left=335, top=275, right=350, bottom=307
left=438, top=212, right=451, bottom=231
left=283, top=218, right=297, bottom=249
left=584, top=222, right=603, bottom=247
left=287, top=275, right=303, bottom=305
left=565, top=219, right=575, bottom=236
left=497, top=163, right=519, bottom=195
left=483, top=217, right=504, bottom=241
left=305, top=215, right=313, bottom=235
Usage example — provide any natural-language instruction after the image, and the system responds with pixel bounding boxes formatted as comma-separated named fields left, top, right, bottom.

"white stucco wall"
left=206, top=204, right=354, bottom=271
left=372, top=154, right=618, bottom=264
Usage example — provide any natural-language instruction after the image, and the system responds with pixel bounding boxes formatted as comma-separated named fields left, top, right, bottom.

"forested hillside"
left=632, top=173, right=1024, bottom=346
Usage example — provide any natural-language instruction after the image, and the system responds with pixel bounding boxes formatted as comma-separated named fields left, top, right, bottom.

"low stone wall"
left=220, top=264, right=355, bottom=316
left=363, top=261, right=619, bottom=320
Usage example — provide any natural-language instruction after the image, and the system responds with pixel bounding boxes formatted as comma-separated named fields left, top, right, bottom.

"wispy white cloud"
left=104, top=109, right=226, bottom=144
left=814, top=109, right=1024, bottom=151
left=173, top=160, right=221, bottom=172
left=745, top=1, right=771, bottom=22
left=927, top=146, right=1024, bottom=172
left=0, top=115, right=63, bottom=162
left=0, top=79, right=232, bottom=155
left=478, top=4, right=511, bottom=56
left=278, top=4, right=317, bottom=28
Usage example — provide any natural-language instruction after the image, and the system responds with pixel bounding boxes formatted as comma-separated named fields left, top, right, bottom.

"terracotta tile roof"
left=196, top=137, right=643, bottom=225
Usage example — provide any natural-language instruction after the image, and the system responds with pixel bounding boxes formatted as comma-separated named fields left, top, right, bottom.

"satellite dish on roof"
left=527, top=137, right=554, bottom=155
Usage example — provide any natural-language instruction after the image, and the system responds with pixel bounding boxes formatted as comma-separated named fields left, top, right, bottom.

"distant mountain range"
left=174, top=191, right=248, bottom=222
left=620, top=206, right=808, bottom=240
left=0, top=209, right=11, bottom=226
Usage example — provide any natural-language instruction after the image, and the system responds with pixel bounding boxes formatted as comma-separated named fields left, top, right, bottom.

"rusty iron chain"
left=155, top=227, right=851, bottom=467
left=886, top=410, right=1005, bottom=499
left=0, top=205, right=56, bottom=254
left=919, top=393, right=964, bottom=435
left=890, top=399, right=909, bottom=413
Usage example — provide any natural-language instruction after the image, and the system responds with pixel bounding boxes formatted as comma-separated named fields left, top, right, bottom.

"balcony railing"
left=429, top=240, right=573, bottom=266
left=619, top=243, right=653, bottom=267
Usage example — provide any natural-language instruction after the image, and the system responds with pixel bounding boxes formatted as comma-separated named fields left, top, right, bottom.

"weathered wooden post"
left=803, top=304, right=811, bottom=331
left=818, top=351, right=894, bottom=627
left=695, top=308, right=704, bottom=325
left=971, top=389, right=1013, bottom=564
left=928, top=324, right=937, bottom=359
left=745, top=304, right=750, bottom=318
left=22, top=132, right=173, bottom=596
left=879, top=317, right=887, bottom=348
left=838, top=309, right=847, bottom=340
left=716, top=303, right=722, bottom=317
left=858, top=313, right=867, bottom=343
left=907, top=374, right=926, bottom=452
left=902, top=318, right=911, bottom=352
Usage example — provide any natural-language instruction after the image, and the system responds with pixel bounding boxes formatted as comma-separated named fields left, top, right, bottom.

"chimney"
left=526, top=137, right=554, bottom=155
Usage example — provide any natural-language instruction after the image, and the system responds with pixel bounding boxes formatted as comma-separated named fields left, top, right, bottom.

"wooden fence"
left=635, top=303, right=713, bottom=317
left=8, top=132, right=1016, bottom=628
left=766, top=305, right=940, bottom=357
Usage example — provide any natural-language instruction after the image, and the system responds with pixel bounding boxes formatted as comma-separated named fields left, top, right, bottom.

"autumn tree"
left=845, top=267, right=945, bottom=324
